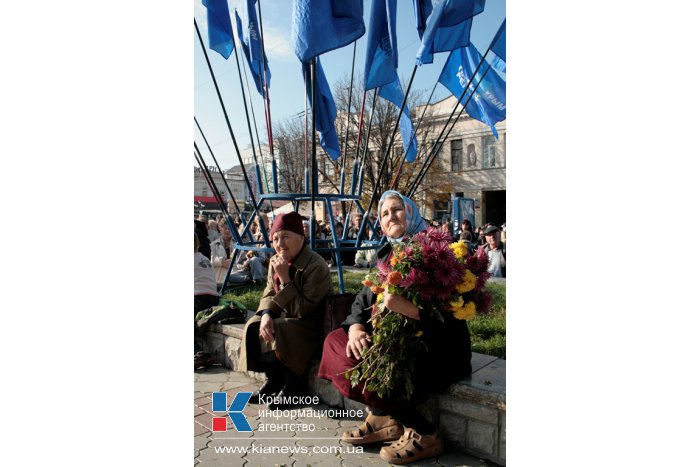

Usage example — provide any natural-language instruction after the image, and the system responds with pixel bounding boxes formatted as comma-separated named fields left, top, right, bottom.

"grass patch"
left=222, top=283, right=266, bottom=311
left=469, top=282, right=507, bottom=359
left=223, top=270, right=506, bottom=359
left=472, top=334, right=506, bottom=359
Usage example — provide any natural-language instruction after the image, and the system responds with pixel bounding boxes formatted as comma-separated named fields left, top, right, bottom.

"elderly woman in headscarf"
left=318, top=190, right=472, bottom=465
left=238, top=212, right=332, bottom=409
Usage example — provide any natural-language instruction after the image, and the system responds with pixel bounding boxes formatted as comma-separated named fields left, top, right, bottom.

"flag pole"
left=354, top=88, right=379, bottom=207
left=390, top=79, right=438, bottom=190
left=231, top=32, right=275, bottom=218
left=341, top=88, right=367, bottom=240
left=194, top=18, right=269, bottom=246
left=339, top=41, right=357, bottom=197
left=406, top=47, right=491, bottom=196
left=238, top=41, right=271, bottom=197
left=194, top=144, right=243, bottom=246
left=348, top=90, right=367, bottom=198
left=338, top=41, right=358, bottom=231
left=351, top=87, right=379, bottom=245
left=194, top=117, right=244, bottom=217
left=359, top=65, right=417, bottom=242
left=357, top=89, right=379, bottom=180
left=304, top=68, right=309, bottom=193
left=310, top=57, right=317, bottom=250
left=194, top=145, right=245, bottom=293
left=408, top=66, right=491, bottom=198
left=256, top=0, right=278, bottom=193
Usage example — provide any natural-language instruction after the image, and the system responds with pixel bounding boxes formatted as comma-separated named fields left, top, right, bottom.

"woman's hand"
left=270, top=254, right=291, bottom=284
left=384, top=293, right=420, bottom=320
left=259, top=314, right=275, bottom=343
left=346, top=324, right=372, bottom=360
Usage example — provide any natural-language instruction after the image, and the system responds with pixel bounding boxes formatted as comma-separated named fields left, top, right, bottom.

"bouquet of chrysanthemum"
left=447, top=241, right=493, bottom=320
left=346, top=228, right=467, bottom=399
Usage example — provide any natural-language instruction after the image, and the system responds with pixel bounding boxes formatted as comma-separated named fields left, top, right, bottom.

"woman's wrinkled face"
left=379, top=196, right=407, bottom=239
left=272, top=230, right=304, bottom=259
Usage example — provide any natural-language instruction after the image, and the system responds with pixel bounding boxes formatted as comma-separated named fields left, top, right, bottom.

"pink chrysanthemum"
left=400, top=268, right=419, bottom=288
left=426, top=227, right=453, bottom=244
left=413, top=269, right=429, bottom=285
left=476, top=271, right=491, bottom=290
left=474, top=291, right=493, bottom=314
left=376, top=258, right=391, bottom=281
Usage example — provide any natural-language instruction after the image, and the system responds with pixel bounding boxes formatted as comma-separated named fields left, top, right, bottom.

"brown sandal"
left=379, top=428, right=444, bottom=465
left=341, top=413, right=404, bottom=446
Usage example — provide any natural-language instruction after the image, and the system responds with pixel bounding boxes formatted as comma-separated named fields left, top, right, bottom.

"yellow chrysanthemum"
left=456, top=270, right=477, bottom=294
left=376, top=293, right=384, bottom=303
left=454, top=307, right=469, bottom=321
left=450, top=241, right=467, bottom=259
left=463, top=301, right=476, bottom=320
left=454, top=301, right=477, bottom=321
left=390, top=256, right=399, bottom=266
left=449, top=296, right=464, bottom=313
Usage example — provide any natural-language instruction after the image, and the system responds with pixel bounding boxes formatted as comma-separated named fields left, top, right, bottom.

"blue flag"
left=438, top=44, right=506, bottom=138
left=379, top=80, right=418, bottom=162
left=292, top=0, right=365, bottom=62
left=303, top=59, right=341, bottom=160
left=491, top=54, right=506, bottom=74
left=413, top=0, right=433, bottom=39
left=489, top=19, right=506, bottom=62
left=202, top=0, right=234, bottom=59
left=235, top=0, right=271, bottom=97
left=364, top=0, right=418, bottom=162
left=416, top=0, right=485, bottom=65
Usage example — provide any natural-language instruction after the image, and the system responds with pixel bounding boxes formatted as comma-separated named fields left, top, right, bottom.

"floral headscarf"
left=378, top=190, right=427, bottom=242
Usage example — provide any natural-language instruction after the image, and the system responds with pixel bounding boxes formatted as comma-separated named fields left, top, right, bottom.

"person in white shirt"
left=480, top=225, right=506, bottom=278
left=207, top=219, right=220, bottom=243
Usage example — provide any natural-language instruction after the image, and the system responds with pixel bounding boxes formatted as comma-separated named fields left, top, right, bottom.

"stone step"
left=199, top=323, right=506, bottom=465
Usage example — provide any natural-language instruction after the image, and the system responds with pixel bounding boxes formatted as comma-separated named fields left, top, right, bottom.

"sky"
left=194, top=0, right=506, bottom=170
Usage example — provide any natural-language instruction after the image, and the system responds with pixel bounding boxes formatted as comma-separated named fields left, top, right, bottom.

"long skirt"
left=318, top=322, right=472, bottom=411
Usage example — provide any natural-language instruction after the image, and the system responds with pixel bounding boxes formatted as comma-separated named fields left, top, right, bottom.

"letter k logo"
left=211, top=392, right=253, bottom=432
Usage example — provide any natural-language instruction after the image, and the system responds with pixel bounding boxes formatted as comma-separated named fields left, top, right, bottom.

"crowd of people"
left=195, top=211, right=505, bottom=277
left=193, top=201, right=506, bottom=465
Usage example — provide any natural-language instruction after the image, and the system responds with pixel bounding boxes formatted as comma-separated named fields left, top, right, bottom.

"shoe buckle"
left=407, top=429, right=422, bottom=441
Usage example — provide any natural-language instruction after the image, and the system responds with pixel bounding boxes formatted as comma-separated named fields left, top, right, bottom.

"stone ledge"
left=199, top=323, right=506, bottom=465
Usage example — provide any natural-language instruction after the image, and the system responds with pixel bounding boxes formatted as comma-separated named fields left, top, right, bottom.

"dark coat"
left=339, top=243, right=472, bottom=400
left=238, top=245, right=332, bottom=375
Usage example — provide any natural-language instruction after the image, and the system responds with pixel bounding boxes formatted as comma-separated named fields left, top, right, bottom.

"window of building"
left=450, top=139, right=463, bottom=171
left=482, top=135, right=497, bottom=168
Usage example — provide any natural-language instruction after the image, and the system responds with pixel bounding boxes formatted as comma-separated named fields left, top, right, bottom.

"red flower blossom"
left=475, top=271, right=491, bottom=290
left=474, top=291, right=493, bottom=314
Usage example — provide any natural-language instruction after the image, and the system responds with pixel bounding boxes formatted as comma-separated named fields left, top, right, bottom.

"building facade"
left=421, top=95, right=506, bottom=227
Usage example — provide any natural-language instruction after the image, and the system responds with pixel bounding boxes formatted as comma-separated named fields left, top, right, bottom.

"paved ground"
left=195, top=365, right=496, bottom=466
